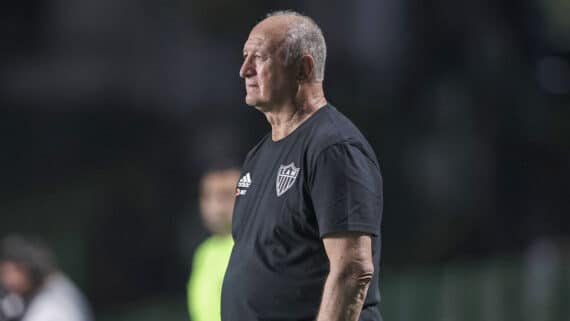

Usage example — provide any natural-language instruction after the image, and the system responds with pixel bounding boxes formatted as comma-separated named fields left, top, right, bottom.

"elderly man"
left=221, top=10, right=384, bottom=321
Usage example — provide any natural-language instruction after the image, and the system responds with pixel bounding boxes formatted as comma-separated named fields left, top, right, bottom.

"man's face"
left=239, top=17, right=297, bottom=109
left=199, top=169, right=241, bottom=235
left=0, top=261, right=32, bottom=295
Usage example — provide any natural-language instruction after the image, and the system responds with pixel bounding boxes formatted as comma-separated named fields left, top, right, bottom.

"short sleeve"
left=310, top=142, right=383, bottom=238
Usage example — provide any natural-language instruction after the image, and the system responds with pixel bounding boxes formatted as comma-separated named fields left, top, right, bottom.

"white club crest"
left=276, top=163, right=300, bottom=197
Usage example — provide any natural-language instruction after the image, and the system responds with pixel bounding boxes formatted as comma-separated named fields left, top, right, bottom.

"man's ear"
left=297, top=55, right=315, bottom=82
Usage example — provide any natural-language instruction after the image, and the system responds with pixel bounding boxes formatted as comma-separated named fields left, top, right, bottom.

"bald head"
left=239, top=11, right=327, bottom=109
left=247, top=16, right=290, bottom=61
left=257, top=11, right=327, bottom=82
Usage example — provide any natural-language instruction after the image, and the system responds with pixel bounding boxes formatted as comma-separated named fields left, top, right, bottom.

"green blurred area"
left=381, top=249, right=569, bottom=321
left=97, top=296, right=187, bottom=321
left=92, top=249, right=569, bottom=321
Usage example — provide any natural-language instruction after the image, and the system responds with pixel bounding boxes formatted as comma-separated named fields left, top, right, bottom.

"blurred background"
left=1, top=0, right=569, bottom=320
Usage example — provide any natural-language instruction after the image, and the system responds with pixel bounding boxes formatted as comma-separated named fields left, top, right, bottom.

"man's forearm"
left=315, top=269, right=372, bottom=321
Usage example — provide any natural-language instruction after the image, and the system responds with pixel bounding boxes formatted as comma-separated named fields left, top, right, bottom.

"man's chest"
left=231, top=145, right=317, bottom=243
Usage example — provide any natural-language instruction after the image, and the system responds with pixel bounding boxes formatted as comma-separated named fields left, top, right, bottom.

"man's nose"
left=239, top=57, right=254, bottom=79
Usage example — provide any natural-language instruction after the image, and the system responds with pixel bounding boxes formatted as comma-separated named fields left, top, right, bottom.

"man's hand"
left=316, top=232, right=374, bottom=321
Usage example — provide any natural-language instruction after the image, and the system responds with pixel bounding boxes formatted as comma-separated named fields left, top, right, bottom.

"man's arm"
left=316, top=232, right=374, bottom=321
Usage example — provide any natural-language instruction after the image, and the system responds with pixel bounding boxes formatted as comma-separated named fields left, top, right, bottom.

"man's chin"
left=245, top=97, right=265, bottom=108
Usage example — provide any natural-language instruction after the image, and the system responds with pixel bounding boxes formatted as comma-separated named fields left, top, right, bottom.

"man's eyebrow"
left=243, top=46, right=260, bottom=55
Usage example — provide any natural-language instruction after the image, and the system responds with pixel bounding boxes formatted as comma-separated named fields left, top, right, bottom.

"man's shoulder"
left=193, top=235, right=233, bottom=268
left=194, top=235, right=224, bottom=258
left=243, top=132, right=270, bottom=164
left=307, top=105, right=373, bottom=156
left=25, top=275, right=91, bottom=321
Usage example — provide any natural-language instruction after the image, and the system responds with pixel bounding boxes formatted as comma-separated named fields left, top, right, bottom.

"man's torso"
left=222, top=105, right=383, bottom=321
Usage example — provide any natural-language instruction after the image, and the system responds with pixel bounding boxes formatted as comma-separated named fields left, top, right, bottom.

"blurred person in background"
left=187, top=166, right=240, bottom=321
left=0, top=286, right=24, bottom=321
left=0, top=235, right=92, bottom=321
left=222, top=10, right=383, bottom=321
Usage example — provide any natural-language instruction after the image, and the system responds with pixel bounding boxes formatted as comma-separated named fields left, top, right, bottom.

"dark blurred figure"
left=0, top=236, right=92, bottom=321
left=187, top=167, right=241, bottom=321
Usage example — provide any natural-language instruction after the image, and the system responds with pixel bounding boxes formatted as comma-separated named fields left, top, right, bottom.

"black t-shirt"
left=222, top=105, right=383, bottom=321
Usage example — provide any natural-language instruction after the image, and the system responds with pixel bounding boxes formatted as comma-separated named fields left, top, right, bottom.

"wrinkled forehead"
left=243, top=17, right=289, bottom=54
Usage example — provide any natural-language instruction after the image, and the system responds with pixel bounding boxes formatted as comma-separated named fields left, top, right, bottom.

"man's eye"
left=243, top=53, right=266, bottom=62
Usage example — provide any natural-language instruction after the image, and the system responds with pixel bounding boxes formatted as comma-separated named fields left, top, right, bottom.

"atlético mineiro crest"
left=276, top=163, right=300, bottom=197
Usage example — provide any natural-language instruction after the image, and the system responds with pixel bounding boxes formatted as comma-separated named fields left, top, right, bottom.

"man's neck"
left=263, top=85, right=327, bottom=141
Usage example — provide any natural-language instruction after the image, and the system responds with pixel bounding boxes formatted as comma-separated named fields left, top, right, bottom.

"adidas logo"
left=238, top=172, right=252, bottom=188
